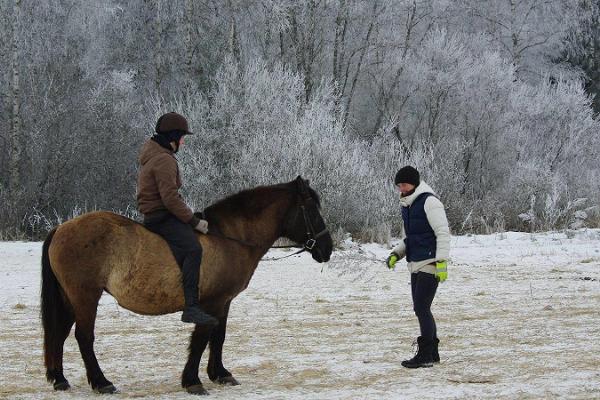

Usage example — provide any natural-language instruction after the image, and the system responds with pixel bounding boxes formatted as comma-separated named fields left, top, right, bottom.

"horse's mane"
left=200, top=180, right=321, bottom=223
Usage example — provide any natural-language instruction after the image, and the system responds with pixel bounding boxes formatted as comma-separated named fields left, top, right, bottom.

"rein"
left=203, top=230, right=304, bottom=261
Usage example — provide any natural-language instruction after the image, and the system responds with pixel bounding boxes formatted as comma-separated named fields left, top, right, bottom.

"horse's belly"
left=105, top=254, right=185, bottom=315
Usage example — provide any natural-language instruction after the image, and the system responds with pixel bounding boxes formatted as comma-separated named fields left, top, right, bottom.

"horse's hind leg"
left=207, top=301, right=239, bottom=385
left=182, top=324, right=212, bottom=395
left=71, top=289, right=116, bottom=394
left=45, top=309, right=74, bottom=391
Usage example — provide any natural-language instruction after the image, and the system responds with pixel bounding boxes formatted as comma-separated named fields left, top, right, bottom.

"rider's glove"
left=194, top=219, right=209, bottom=234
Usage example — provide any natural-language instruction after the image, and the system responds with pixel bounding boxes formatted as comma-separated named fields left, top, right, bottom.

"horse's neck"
left=217, top=195, right=291, bottom=251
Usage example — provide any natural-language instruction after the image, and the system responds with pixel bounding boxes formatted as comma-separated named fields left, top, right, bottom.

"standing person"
left=386, top=166, right=450, bottom=368
left=136, top=112, right=217, bottom=327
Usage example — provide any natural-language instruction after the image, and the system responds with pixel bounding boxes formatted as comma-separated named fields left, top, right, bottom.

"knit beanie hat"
left=394, top=166, right=420, bottom=186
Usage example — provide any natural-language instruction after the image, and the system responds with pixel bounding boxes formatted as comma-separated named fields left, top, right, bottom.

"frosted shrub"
left=386, top=29, right=600, bottom=233
left=143, top=39, right=600, bottom=238
left=150, top=59, right=399, bottom=236
left=386, top=30, right=515, bottom=232
left=23, top=204, right=141, bottom=240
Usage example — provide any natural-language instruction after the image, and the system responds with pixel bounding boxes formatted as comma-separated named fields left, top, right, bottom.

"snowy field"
left=1, top=230, right=599, bottom=399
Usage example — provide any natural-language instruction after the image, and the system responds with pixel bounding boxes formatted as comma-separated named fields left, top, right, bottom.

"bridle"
left=292, top=200, right=329, bottom=260
left=203, top=187, right=329, bottom=261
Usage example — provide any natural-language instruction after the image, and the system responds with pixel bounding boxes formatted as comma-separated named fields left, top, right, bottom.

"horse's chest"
left=205, top=262, right=256, bottom=300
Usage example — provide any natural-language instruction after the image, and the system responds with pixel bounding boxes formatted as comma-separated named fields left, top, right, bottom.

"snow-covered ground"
left=1, top=230, right=599, bottom=399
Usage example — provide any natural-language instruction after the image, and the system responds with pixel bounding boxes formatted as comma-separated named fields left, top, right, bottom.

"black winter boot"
left=401, top=336, right=434, bottom=368
left=181, top=293, right=218, bottom=327
left=181, top=305, right=218, bottom=326
left=180, top=255, right=218, bottom=327
left=432, top=337, right=440, bottom=363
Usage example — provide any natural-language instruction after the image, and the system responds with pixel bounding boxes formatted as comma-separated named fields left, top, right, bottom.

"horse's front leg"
left=207, top=301, right=239, bottom=385
left=182, top=324, right=212, bottom=395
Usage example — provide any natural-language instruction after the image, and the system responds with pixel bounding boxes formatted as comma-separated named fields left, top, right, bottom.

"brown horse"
left=41, top=176, right=332, bottom=395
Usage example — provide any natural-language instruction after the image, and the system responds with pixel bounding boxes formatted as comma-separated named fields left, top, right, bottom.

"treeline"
left=1, top=0, right=599, bottom=240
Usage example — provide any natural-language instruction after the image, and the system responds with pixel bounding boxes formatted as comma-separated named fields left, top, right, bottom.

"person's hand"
left=194, top=219, right=209, bottom=234
left=435, top=261, right=448, bottom=282
left=386, top=253, right=399, bottom=270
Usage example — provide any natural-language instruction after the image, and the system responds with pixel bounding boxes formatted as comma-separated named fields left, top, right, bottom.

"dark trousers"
left=144, top=213, right=203, bottom=306
left=411, top=271, right=438, bottom=340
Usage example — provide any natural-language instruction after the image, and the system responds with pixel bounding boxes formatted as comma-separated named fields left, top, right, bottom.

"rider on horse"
left=136, top=112, right=218, bottom=327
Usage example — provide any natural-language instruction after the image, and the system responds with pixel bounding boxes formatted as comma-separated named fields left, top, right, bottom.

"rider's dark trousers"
left=411, top=271, right=438, bottom=340
left=144, top=212, right=202, bottom=306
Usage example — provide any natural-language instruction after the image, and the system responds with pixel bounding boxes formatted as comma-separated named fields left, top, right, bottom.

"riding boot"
left=181, top=294, right=218, bottom=327
left=401, top=336, right=434, bottom=368
left=180, top=249, right=218, bottom=327
left=432, top=337, right=440, bottom=363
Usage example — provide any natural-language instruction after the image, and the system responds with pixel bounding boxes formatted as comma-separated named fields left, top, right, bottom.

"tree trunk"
left=226, top=0, right=241, bottom=64
left=229, top=17, right=241, bottom=64
left=333, top=0, right=347, bottom=87
left=155, top=0, right=163, bottom=93
left=289, top=1, right=318, bottom=103
left=510, top=0, right=521, bottom=76
left=184, top=0, right=194, bottom=77
left=342, top=0, right=378, bottom=127
left=333, top=0, right=348, bottom=115
left=8, top=0, right=22, bottom=210
left=371, top=0, right=419, bottom=136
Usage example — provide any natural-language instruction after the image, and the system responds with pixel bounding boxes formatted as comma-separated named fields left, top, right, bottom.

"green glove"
left=435, top=261, right=448, bottom=282
left=386, top=253, right=399, bottom=270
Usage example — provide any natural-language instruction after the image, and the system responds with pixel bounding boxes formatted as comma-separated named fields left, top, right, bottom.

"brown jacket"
left=136, top=139, right=199, bottom=226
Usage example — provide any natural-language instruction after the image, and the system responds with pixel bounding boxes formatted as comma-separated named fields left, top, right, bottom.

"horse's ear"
left=295, top=175, right=307, bottom=193
left=294, top=176, right=309, bottom=186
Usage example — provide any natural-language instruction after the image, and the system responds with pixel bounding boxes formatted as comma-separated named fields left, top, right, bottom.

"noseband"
left=298, top=204, right=328, bottom=252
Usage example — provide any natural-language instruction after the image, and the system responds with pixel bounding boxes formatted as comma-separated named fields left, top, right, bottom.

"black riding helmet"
left=153, top=112, right=193, bottom=152
left=154, top=112, right=194, bottom=147
left=155, top=112, right=194, bottom=135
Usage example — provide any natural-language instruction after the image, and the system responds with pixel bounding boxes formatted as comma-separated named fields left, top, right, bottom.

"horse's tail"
left=41, top=227, right=74, bottom=382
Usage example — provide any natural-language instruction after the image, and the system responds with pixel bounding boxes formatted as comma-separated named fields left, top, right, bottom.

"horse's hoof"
left=53, top=381, right=70, bottom=391
left=94, top=383, right=117, bottom=394
left=186, top=384, right=209, bottom=395
left=217, top=376, right=240, bottom=386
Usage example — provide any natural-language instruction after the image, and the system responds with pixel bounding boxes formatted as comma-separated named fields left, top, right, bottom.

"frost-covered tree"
left=377, top=27, right=600, bottom=232
left=1, top=0, right=599, bottom=238
left=556, top=0, right=600, bottom=114
left=450, top=0, right=578, bottom=80
left=6, top=0, right=23, bottom=220
left=148, top=58, right=403, bottom=239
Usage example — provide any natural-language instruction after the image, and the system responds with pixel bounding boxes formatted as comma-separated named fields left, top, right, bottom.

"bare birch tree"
left=8, top=0, right=23, bottom=217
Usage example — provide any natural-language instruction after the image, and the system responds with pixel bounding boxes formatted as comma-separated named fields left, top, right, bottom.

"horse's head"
left=283, top=176, right=333, bottom=263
